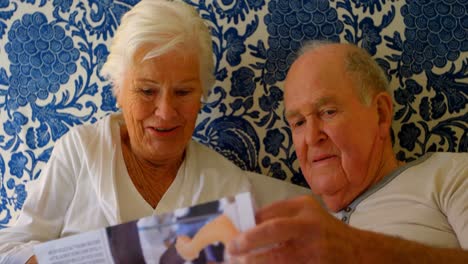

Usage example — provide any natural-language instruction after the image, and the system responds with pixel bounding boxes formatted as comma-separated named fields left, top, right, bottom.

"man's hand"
left=227, top=195, right=355, bottom=263
left=226, top=195, right=468, bottom=264
left=25, top=256, right=38, bottom=264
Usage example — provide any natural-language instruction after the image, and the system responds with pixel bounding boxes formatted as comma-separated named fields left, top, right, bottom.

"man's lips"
left=312, top=154, right=337, bottom=162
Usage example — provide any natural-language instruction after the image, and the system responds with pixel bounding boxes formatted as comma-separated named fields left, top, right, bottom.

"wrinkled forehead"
left=285, top=52, right=345, bottom=91
left=285, top=46, right=361, bottom=95
left=284, top=52, right=363, bottom=115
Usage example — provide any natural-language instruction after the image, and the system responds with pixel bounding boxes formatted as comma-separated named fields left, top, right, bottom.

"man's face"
left=284, top=47, right=386, bottom=211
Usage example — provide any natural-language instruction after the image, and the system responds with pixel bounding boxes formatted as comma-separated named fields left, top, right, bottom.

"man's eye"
left=293, top=119, right=305, bottom=128
left=321, top=109, right=337, bottom=118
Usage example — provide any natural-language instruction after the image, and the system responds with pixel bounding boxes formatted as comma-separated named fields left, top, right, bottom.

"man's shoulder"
left=396, top=152, right=467, bottom=186
left=417, top=152, right=467, bottom=168
left=426, top=152, right=467, bottom=159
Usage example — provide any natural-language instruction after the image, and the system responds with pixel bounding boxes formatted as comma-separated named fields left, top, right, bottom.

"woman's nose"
left=154, top=93, right=178, bottom=119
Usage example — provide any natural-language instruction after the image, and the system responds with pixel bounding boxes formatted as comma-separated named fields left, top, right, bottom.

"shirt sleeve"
left=246, top=171, right=314, bottom=208
left=0, top=242, right=36, bottom=264
left=442, top=155, right=468, bottom=249
left=0, top=132, right=79, bottom=263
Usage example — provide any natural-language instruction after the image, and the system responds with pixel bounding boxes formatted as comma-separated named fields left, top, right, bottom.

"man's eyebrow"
left=285, top=110, right=300, bottom=120
left=285, top=96, right=338, bottom=119
left=314, top=96, right=337, bottom=108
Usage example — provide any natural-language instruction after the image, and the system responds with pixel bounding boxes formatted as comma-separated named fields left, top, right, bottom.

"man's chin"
left=320, top=194, right=348, bottom=212
left=307, top=177, right=340, bottom=195
left=309, top=183, right=347, bottom=211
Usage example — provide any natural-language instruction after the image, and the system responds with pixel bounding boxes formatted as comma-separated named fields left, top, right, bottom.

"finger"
left=228, top=217, right=310, bottom=255
left=255, top=195, right=319, bottom=223
left=229, top=240, right=301, bottom=264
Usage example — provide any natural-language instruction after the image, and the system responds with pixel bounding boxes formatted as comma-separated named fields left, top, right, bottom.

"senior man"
left=227, top=41, right=468, bottom=263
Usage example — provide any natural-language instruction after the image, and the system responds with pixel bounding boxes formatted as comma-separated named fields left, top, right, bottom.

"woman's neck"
left=120, top=126, right=183, bottom=208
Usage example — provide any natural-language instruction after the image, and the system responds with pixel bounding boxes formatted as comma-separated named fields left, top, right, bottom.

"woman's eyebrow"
left=135, top=78, right=200, bottom=85
left=134, top=79, right=160, bottom=85
left=179, top=77, right=200, bottom=83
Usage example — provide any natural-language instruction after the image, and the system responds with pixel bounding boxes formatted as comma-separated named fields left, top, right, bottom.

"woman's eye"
left=176, top=90, right=191, bottom=96
left=140, top=89, right=154, bottom=96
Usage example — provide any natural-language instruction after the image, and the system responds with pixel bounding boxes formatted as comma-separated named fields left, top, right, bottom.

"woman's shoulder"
left=52, top=113, right=120, bottom=157
left=188, top=140, right=244, bottom=170
left=185, top=140, right=254, bottom=185
left=61, top=113, right=119, bottom=142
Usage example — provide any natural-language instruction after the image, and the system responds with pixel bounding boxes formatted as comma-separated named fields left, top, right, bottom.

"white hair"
left=101, top=0, right=214, bottom=98
left=297, top=40, right=390, bottom=105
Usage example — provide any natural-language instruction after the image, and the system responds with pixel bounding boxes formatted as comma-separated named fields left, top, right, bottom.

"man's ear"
left=374, top=92, right=393, bottom=139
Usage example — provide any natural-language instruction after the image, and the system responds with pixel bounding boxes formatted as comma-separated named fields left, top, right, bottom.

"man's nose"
left=305, top=118, right=327, bottom=145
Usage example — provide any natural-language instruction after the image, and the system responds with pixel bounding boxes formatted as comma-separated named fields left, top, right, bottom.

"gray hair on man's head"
left=101, top=0, right=214, bottom=98
left=296, top=40, right=390, bottom=105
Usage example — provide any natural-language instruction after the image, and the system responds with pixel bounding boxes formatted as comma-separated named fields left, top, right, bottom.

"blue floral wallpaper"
left=0, top=0, right=466, bottom=228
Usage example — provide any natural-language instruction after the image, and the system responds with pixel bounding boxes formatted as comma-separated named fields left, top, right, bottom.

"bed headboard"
left=0, top=0, right=466, bottom=228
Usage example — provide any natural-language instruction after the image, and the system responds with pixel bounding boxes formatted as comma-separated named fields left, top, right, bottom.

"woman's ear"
left=114, top=86, right=122, bottom=109
left=374, top=92, right=393, bottom=139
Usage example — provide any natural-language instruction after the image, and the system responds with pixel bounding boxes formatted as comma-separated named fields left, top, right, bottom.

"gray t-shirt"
left=333, top=152, right=468, bottom=249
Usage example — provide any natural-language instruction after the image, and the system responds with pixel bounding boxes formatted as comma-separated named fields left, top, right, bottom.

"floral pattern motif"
left=263, top=0, right=344, bottom=84
left=0, top=0, right=466, bottom=227
left=5, top=12, right=80, bottom=109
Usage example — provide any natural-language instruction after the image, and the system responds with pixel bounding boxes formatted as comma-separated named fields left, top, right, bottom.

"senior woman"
left=0, top=0, right=310, bottom=263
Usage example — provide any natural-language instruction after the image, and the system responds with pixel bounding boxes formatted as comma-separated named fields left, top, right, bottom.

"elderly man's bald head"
left=289, top=41, right=390, bottom=105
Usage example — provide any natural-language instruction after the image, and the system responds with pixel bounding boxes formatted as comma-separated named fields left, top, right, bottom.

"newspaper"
left=33, top=192, right=256, bottom=264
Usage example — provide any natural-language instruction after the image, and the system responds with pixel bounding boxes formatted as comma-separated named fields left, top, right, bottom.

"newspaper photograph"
left=33, top=192, right=256, bottom=264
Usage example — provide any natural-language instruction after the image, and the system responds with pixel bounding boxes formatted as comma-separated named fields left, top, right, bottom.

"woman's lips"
left=155, top=127, right=176, bottom=132
left=147, top=126, right=179, bottom=136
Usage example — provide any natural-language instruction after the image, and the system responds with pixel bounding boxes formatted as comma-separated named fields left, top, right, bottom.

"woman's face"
left=117, top=47, right=203, bottom=164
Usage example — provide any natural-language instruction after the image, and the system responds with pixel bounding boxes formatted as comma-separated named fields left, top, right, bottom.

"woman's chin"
left=144, top=142, right=185, bottom=159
